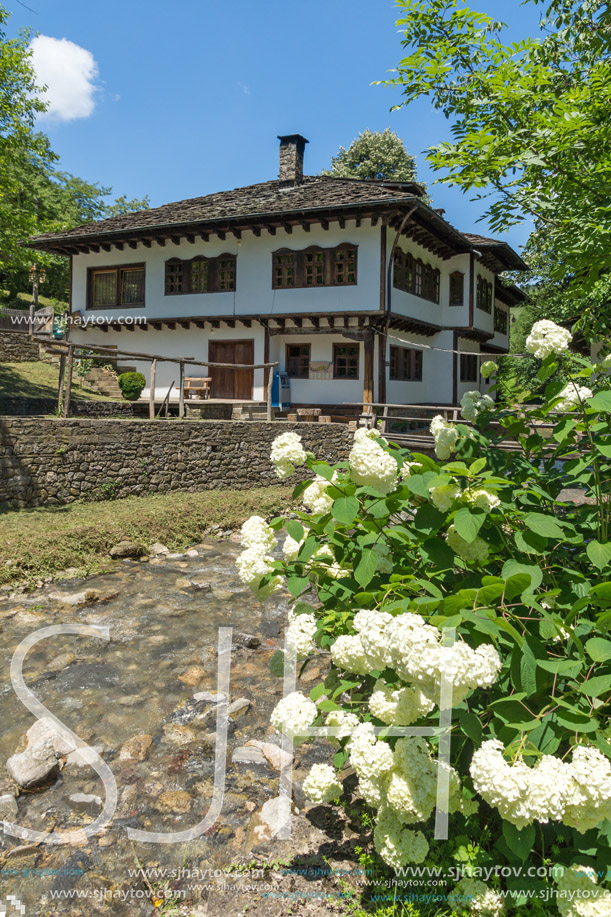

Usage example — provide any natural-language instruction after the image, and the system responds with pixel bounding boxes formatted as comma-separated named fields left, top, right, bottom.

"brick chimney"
left=278, top=134, right=308, bottom=186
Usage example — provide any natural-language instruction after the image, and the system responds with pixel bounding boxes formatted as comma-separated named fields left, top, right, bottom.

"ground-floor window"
left=460, top=353, right=479, bottom=382
left=333, top=344, right=360, bottom=379
left=286, top=343, right=311, bottom=378
left=389, top=345, right=423, bottom=381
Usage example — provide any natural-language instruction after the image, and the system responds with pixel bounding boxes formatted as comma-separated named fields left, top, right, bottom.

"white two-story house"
left=28, top=134, right=526, bottom=407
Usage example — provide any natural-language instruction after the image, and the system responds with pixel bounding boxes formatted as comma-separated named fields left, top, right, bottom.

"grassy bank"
left=0, top=361, right=112, bottom=401
left=0, top=486, right=293, bottom=587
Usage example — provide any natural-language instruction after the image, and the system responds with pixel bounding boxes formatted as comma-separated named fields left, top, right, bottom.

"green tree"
left=381, top=0, right=611, bottom=287
left=323, top=128, right=419, bottom=182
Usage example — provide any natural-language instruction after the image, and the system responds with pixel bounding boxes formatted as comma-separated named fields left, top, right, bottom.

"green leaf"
left=586, top=638, right=611, bottom=663
left=413, top=503, right=445, bottom=535
left=406, top=473, right=433, bottom=498
left=287, top=575, right=310, bottom=598
left=457, top=710, right=482, bottom=746
left=515, top=529, right=547, bottom=555
left=589, top=391, right=611, bottom=412
left=311, top=462, right=335, bottom=482
left=578, top=674, right=611, bottom=698
left=354, top=549, right=378, bottom=588
left=555, top=709, right=599, bottom=733
left=469, top=457, right=487, bottom=474
left=523, top=512, right=566, bottom=540
left=538, top=658, right=582, bottom=677
left=501, top=560, right=543, bottom=591
left=502, top=822, right=535, bottom=862
left=453, top=507, right=485, bottom=543
left=504, top=573, right=533, bottom=601
left=596, top=444, right=611, bottom=458
left=420, top=538, right=454, bottom=568
left=285, top=519, right=304, bottom=542
left=538, top=360, right=558, bottom=383
left=587, top=541, right=611, bottom=571
left=309, top=683, right=327, bottom=701
left=331, top=495, right=359, bottom=525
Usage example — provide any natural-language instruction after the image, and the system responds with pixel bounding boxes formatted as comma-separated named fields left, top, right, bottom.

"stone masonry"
left=0, top=331, right=42, bottom=363
left=0, top=418, right=355, bottom=508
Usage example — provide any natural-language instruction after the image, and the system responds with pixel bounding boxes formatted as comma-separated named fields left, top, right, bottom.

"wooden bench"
left=183, top=377, right=212, bottom=400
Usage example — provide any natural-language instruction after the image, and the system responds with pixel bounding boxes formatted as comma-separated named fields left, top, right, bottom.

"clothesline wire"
left=372, top=326, right=531, bottom=359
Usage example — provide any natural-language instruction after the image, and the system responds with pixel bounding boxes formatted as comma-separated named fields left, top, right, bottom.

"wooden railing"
left=0, top=306, right=54, bottom=334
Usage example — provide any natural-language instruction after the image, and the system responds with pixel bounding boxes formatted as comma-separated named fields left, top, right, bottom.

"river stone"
left=7, top=718, right=75, bottom=789
left=68, top=792, right=102, bottom=815
left=254, top=796, right=292, bottom=840
left=234, top=633, right=261, bottom=649
left=150, top=542, right=170, bottom=556
left=48, top=652, right=76, bottom=673
left=48, top=589, right=100, bottom=606
left=157, top=790, right=191, bottom=813
left=189, top=574, right=212, bottom=591
left=227, top=698, right=251, bottom=718
left=109, top=540, right=141, bottom=559
left=175, top=578, right=192, bottom=589
left=162, top=724, right=197, bottom=746
left=178, top=665, right=207, bottom=687
left=54, top=663, right=120, bottom=692
left=119, top=734, right=153, bottom=762
left=0, top=792, right=18, bottom=820
left=232, top=747, right=267, bottom=766
left=185, top=549, right=199, bottom=557
left=193, top=692, right=226, bottom=704
left=245, top=740, right=292, bottom=773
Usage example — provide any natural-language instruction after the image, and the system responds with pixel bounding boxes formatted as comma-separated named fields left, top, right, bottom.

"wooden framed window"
left=164, top=255, right=236, bottom=295
left=286, top=344, right=310, bottom=378
left=389, top=346, right=423, bottom=381
left=89, top=264, right=145, bottom=308
left=333, top=344, right=360, bottom=379
left=449, top=271, right=464, bottom=307
left=393, top=250, right=440, bottom=304
left=494, top=306, right=508, bottom=334
left=476, top=276, right=493, bottom=313
left=272, top=245, right=358, bottom=289
left=460, top=354, right=479, bottom=382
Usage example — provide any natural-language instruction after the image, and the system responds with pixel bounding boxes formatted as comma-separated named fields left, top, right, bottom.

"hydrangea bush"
left=236, top=322, right=611, bottom=916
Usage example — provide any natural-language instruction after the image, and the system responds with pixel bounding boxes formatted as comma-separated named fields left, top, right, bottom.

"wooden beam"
left=339, top=218, right=346, bottom=229
left=179, top=362, right=185, bottom=419
left=186, top=234, right=196, bottom=244
left=355, top=217, right=361, bottom=228
left=363, top=331, right=374, bottom=407
left=194, top=320, right=206, bottom=328
left=217, top=231, right=226, bottom=241
left=149, top=359, right=157, bottom=420
left=170, top=236, right=181, bottom=245
left=142, top=239, right=152, bottom=248
left=292, top=317, right=303, bottom=328
left=124, top=324, right=135, bottom=331
left=101, top=244, right=111, bottom=252
left=157, top=238, right=166, bottom=247
left=282, top=223, right=293, bottom=234
left=210, top=320, right=220, bottom=329
left=89, top=244, right=100, bottom=253
left=128, top=241, right=138, bottom=250
left=231, top=229, right=241, bottom=240
left=371, top=215, right=379, bottom=227
left=100, top=325, right=108, bottom=333
left=310, top=317, right=319, bottom=329
left=266, top=226, right=276, bottom=236
left=114, top=242, right=124, bottom=251
left=300, top=222, right=311, bottom=233
left=63, top=345, right=74, bottom=418
left=164, top=321, right=176, bottom=330
left=178, top=321, right=191, bottom=329
left=252, top=227, right=261, bottom=237
left=150, top=322, right=163, bottom=331
left=200, top=232, right=209, bottom=243
left=225, top=319, right=236, bottom=328
left=320, top=219, right=329, bottom=230
left=240, top=319, right=252, bottom=328
left=57, top=354, right=66, bottom=412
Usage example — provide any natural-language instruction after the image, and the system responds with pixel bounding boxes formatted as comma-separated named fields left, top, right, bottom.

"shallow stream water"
left=0, top=541, right=327, bottom=916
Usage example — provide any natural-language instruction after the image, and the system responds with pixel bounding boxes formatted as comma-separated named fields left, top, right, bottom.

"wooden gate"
left=208, top=340, right=254, bottom=399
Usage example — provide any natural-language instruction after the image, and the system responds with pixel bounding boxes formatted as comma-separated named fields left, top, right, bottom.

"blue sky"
left=7, top=0, right=542, bottom=252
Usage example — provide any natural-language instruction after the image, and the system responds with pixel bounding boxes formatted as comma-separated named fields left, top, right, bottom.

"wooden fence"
left=0, top=306, right=54, bottom=334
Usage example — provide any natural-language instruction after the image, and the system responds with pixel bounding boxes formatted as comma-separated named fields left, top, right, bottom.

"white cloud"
left=237, top=81, right=251, bottom=95
left=29, top=35, right=99, bottom=121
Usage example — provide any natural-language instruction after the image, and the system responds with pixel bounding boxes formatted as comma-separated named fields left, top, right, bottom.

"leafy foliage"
left=322, top=128, right=419, bottom=183
left=117, top=372, right=146, bottom=401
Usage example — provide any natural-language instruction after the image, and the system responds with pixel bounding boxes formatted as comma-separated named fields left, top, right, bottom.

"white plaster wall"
left=488, top=295, right=510, bottom=350
left=456, top=336, right=483, bottom=403
left=385, top=328, right=456, bottom=405
left=388, top=248, right=472, bottom=328
left=269, top=333, right=364, bottom=406
left=71, top=220, right=382, bottom=323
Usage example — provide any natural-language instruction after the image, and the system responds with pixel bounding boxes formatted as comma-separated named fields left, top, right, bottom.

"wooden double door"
left=208, top=340, right=254, bottom=399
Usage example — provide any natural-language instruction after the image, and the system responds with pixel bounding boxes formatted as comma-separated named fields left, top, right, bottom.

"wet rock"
left=109, top=540, right=142, bottom=559
left=185, top=549, right=199, bottom=557
left=157, top=790, right=191, bottom=813
left=119, top=734, right=153, bottom=762
left=235, top=633, right=261, bottom=649
left=165, top=553, right=185, bottom=561
left=150, top=542, right=170, bottom=556
left=253, top=796, right=292, bottom=840
left=178, top=665, right=207, bottom=687
left=232, top=747, right=267, bottom=766
left=162, top=724, right=197, bottom=746
left=193, top=692, right=226, bottom=705
left=68, top=792, right=102, bottom=815
left=0, top=792, right=18, bottom=820
left=190, top=574, right=212, bottom=591
left=48, top=652, right=76, bottom=673
left=54, top=663, right=120, bottom=692
left=227, top=698, right=251, bottom=718
left=48, top=589, right=100, bottom=606
left=245, top=740, right=291, bottom=773
left=175, top=578, right=193, bottom=590
left=6, top=718, right=74, bottom=789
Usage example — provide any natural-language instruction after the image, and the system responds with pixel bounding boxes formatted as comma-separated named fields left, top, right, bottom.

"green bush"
left=117, top=371, right=146, bottom=401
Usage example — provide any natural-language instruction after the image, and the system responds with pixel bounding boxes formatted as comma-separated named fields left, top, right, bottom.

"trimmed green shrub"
left=117, top=372, right=146, bottom=401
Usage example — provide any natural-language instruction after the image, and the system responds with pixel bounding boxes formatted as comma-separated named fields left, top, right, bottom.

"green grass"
left=0, top=289, right=68, bottom=312
left=0, top=486, right=293, bottom=586
left=0, top=361, right=112, bottom=401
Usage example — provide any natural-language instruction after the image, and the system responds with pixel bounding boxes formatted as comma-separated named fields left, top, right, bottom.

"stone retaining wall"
left=0, top=418, right=355, bottom=508
left=0, top=397, right=138, bottom=417
left=0, top=331, right=42, bottom=363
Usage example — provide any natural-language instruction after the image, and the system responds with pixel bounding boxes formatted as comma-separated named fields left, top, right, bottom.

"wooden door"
left=209, top=340, right=254, bottom=399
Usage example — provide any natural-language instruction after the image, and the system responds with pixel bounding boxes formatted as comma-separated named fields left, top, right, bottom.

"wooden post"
left=179, top=362, right=184, bottom=419
left=63, top=345, right=74, bottom=418
left=57, top=353, right=66, bottom=413
left=149, top=359, right=157, bottom=420
left=267, top=364, right=274, bottom=422
left=363, top=330, right=374, bottom=415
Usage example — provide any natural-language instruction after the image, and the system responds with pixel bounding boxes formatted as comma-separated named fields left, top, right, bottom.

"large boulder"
left=6, top=718, right=74, bottom=790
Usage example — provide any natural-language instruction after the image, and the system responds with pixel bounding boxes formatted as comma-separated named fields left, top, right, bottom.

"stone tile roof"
left=29, top=176, right=423, bottom=244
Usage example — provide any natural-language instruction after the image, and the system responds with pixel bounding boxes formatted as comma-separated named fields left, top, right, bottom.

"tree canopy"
left=381, top=0, right=611, bottom=291
left=322, top=128, right=419, bottom=182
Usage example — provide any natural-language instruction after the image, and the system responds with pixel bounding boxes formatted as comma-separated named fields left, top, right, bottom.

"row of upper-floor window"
left=84, top=256, right=507, bottom=335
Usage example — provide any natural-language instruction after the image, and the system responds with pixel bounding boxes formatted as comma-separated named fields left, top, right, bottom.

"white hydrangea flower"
left=598, top=354, right=611, bottom=371
left=270, top=432, right=307, bottom=479
left=555, top=382, right=593, bottom=412
left=470, top=739, right=533, bottom=828
left=466, top=489, right=501, bottom=514
left=430, top=482, right=461, bottom=512
left=525, top=319, right=572, bottom=360
left=447, top=524, right=490, bottom=564
left=240, top=515, right=277, bottom=552
left=430, top=415, right=459, bottom=460
left=271, top=691, right=317, bottom=740
left=349, top=428, right=398, bottom=493
left=461, top=390, right=495, bottom=423
left=386, top=613, right=440, bottom=683
left=401, top=460, right=423, bottom=479
left=448, top=878, right=505, bottom=917
left=347, top=723, right=394, bottom=782
left=563, top=745, right=611, bottom=833
left=325, top=710, right=360, bottom=739
left=369, top=679, right=435, bottom=726
left=303, top=473, right=337, bottom=515
left=285, top=611, right=317, bottom=659
left=385, top=737, right=441, bottom=823
left=330, top=634, right=373, bottom=676
left=480, top=361, right=497, bottom=379
left=307, top=545, right=350, bottom=579
left=354, top=609, right=393, bottom=670
left=405, top=641, right=502, bottom=706
left=235, top=547, right=283, bottom=599
left=556, top=864, right=611, bottom=917
left=282, top=533, right=304, bottom=562
left=373, top=805, right=429, bottom=869
left=303, top=763, right=343, bottom=804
